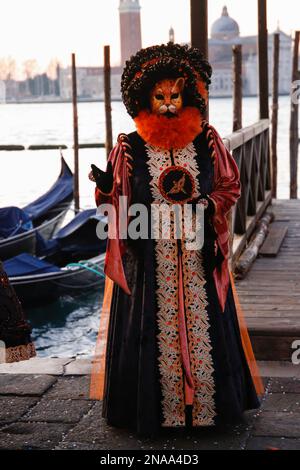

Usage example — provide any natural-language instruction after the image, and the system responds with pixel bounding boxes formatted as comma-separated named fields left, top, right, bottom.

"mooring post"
left=230, top=44, right=243, bottom=260
left=290, top=31, right=300, bottom=199
left=232, top=44, right=243, bottom=132
left=271, top=33, right=280, bottom=199
left=71, top=52, right=80, bottom=212
left=104, top=45, right=113, bottom=159
left=190, top=0, right=208, bottom=59
left=257, top=0, right=269, bottom=120
left=190, top=0, right=209, bottom=119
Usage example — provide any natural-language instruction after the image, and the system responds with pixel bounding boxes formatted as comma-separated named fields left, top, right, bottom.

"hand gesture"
left=89, top=161, right=114, bottom=194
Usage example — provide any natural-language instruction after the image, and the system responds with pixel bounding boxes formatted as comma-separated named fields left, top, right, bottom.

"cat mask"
left=149, top=77, right=185, bottom=117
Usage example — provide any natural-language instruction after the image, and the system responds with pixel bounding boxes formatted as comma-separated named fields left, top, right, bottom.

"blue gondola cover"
left=4, top=253, right=60, bottom=277
left=0, top=207, right=33, bottom=239
left=54, top=209, right=97, bottom=239
left=23, top=161, right=73, bottom=220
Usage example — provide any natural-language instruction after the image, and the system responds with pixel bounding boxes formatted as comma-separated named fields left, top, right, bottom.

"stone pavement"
left=0, top=358, right=300, bottom=450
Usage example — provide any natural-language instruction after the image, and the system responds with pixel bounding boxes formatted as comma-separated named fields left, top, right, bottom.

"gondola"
left=4, top=209, right=107, bottom=306
left=0, top=157, right=73, bottom=261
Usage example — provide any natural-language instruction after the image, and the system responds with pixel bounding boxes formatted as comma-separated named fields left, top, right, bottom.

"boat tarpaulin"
left=23, top=160, right=73, bottom=221
left=4, top=253, right=60, bottom=277
left=0, top=207, right=33, bottom=239
left=55, top=209, right=97, bottom=239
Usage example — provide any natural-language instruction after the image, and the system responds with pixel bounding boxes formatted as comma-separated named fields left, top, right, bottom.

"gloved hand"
left=90, top=161, right=114, bottom=194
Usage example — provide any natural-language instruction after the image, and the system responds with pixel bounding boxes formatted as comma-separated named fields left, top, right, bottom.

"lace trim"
left=146, top=143, right=216, bottom=427
left=5, top=342, right=36, bottom=364
left=155, top=238, right=185, bottom=426
left=181, top=245, right=216, bottom=425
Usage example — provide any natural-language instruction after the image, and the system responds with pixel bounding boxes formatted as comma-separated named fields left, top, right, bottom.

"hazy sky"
left=0, top=0, right=299, bottom=71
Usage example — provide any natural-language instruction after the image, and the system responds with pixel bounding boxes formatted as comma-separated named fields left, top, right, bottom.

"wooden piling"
left=290, top=31, right=300, bottom=199
left=257, top=0, right=269, bottom=119
left=104, top=45, right=113, bottom=159
left=271, top=33, right=280, bottom=199
left=232, top=45, right=243, bottom=132
left=71, top=53, right=80, bottom=212
left=190, top=0, right=208, bottom=118
left=190, top=0, right=208, bottom=59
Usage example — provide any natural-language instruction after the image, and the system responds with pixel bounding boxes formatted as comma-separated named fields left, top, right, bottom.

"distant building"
left=4, top=4, right=292, bottom=102
left=119, top=0, right=142, bottom=65
left=58, top=66, right=123, bottom=101
left=4, top=74, right=60, bottom=102
left=208, top=6, right=292, bottom=97
left=58, top=0, right=143, bottom=100
left=0, top=80, right=6, bottom=103
left=56, top=5, right=292, bottom=102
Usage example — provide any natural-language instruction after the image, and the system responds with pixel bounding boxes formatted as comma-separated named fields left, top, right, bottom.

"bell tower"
left=119, top=0, right=142, bottom=65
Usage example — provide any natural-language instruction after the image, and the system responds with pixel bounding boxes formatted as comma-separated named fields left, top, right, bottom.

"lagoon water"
left=0, top=97, right=297, bottom=357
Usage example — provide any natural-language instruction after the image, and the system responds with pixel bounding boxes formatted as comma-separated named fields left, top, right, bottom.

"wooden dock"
left=236, top=199, right=300, bottom=361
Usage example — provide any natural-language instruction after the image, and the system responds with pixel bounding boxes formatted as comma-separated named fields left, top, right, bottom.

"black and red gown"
left=92, top=124, right=262, bottom=436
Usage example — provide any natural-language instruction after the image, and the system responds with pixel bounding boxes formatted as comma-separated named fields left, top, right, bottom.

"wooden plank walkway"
left=236, top=199, right=300, bottom=361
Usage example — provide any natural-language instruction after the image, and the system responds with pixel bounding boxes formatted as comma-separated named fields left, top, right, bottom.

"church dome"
left=211, top=6, right=240, bottom=40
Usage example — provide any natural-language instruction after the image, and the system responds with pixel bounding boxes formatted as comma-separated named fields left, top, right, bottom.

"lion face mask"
left=149, top=77, right=185, bottom=117
left=134, top=74, right=204, bottom=149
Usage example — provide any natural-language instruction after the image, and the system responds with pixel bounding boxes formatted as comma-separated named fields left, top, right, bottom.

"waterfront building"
left=209, top=6, right=292, bottom=97
left=2, top=4, right=293, bottom=102
left=0, top=80, right=6, bottom=103
left=58, top=66, right=123, bottom=101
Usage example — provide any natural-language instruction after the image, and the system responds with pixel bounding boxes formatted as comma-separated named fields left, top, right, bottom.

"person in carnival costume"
left=89, top=43, right=263, bottom=436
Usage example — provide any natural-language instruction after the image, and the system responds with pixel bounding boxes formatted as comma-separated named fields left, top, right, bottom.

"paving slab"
left=45, top=376, right=92, bottom=400
left=0, top=422, right=72, bottom=450
left=262, top=393, right=300, bottom=413
left=62, top=402, right=253, bottom=450
left=56, top=441, right=108, bottom=450
left=0, top=362, right=300, bottom=450
left=246, top=436, right=300, bottom=450
left=65, top=359, right=92, bottom=376
left=0, top=357, right=73, bottom=375
left=269, top=378, right=300, bottom=393
left=21, top=398, right=94, bottom=424
left=0, top=397, right=38, bottom=425
left=252, top=411, right=300, bottom=438
left=58, top=433, right=249, bottom=451
left=0, top=374, right=57, bottom=396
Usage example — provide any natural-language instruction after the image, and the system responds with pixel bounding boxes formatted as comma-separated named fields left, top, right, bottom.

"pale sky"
left=0, top=0, right=299, bottom=72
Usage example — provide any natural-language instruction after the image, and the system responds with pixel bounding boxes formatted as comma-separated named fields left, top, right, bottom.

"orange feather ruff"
left=134, top=107, right=204, bottom=150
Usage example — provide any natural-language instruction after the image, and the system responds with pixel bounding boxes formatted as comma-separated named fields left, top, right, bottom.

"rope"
left=66, top=261, right=105, bottom=278
left=46, top=261, right=105, bottom=289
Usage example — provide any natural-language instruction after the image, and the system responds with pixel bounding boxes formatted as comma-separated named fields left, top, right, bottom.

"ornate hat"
left=121, top=43, right=212, bottom=118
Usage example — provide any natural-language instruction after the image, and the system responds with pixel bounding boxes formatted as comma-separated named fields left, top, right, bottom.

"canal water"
left=0, top=97, right=296, bottom=357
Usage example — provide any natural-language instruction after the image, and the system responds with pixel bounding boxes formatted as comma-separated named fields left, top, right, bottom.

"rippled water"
left=0, top=97, right=296, bottom=357
left=28, top=291, right=104, bottom=358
